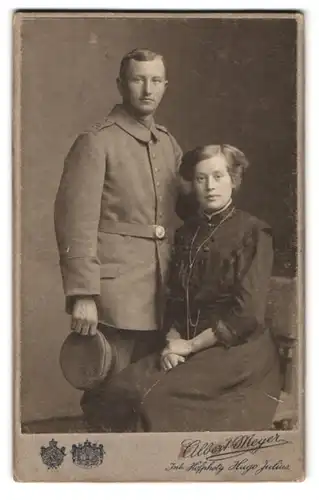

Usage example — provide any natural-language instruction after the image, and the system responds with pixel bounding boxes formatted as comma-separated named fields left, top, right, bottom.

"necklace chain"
left=185, top=207, right=236, bottom=340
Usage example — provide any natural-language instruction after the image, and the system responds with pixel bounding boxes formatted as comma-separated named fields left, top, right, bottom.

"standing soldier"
left=54, top=48, right=184, bottom=388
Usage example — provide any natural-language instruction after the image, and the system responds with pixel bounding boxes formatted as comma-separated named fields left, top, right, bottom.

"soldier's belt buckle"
left=154, top=225, right=166, bottom=240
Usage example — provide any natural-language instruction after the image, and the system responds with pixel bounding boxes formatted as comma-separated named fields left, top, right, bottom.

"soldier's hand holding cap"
left=71, top=297, right=98, bottom=336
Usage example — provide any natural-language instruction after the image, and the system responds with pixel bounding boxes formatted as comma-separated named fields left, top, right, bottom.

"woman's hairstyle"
left=179, top=144, right=249, bottom=192
left=119, top=48, right=167, bottom=81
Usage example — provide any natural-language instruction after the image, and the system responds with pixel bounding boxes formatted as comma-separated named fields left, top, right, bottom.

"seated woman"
left=81, top=144, right=282, bottom=432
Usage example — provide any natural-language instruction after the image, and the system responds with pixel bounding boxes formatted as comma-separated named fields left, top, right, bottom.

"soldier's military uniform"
left=54, top=104, right=183, bottom=369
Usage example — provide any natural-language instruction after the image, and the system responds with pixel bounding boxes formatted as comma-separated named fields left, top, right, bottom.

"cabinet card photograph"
left=13, top=11, right=304, bottom=482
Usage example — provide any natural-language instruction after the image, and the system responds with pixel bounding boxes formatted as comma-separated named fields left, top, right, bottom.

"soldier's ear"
left=116, top=77, right=124, bottom=96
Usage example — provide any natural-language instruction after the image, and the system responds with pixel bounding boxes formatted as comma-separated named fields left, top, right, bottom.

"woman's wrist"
left=189, top=337, right=199, bottom=353
left=190, top=328, right=217, bottom=353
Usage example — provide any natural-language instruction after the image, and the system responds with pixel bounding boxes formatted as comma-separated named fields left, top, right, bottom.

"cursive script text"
left=179, top=433, right=290, bottom=461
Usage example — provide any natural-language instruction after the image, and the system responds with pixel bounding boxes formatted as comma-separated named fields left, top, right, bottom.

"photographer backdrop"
left=19, top=16, right=297, bottom=422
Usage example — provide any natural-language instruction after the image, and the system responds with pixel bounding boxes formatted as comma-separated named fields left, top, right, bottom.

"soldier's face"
left=193, top=155, right=233, bottom=213
left=118, top=58, right=168, bottom=116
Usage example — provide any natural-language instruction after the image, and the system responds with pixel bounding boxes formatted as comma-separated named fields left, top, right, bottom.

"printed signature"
left=178, top=433, right=291, bottom=462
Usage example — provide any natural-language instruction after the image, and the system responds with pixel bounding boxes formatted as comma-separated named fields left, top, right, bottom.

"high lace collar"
left=199, top=199, right=235, bottom=226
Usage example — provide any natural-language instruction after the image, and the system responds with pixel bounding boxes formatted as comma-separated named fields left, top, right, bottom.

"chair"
left=265, top=276, right=299, bottom=430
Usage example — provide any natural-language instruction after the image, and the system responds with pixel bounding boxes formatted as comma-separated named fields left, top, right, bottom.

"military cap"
left=60, top=329, right=114, bottom=390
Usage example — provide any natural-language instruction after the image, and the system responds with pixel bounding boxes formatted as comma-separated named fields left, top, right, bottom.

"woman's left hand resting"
left=167, top=328, right=218, bottom=357
left=167, top=339, right=193, bottom=357
left=161, top=352, right=185, bottom=372
left=160, top=328, right=218, bottom=372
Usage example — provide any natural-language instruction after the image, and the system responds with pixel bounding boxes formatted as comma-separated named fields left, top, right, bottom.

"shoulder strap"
left=87, top=117, right=115, bottom=134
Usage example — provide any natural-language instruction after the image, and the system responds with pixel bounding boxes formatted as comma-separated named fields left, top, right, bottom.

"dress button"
left=156, top=182, right=160, bottom=187
left=152, top=153, right=156, bottom=159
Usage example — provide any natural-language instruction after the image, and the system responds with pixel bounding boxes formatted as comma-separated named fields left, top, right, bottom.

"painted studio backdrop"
left=19, top=17, right=297, bottom=423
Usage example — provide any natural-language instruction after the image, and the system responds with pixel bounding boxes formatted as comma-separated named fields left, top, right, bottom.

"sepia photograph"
left=13, top=11, right=304, bottom=481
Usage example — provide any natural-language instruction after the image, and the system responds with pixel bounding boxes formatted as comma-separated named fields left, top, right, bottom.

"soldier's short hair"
left=119, top=48, right=167, bottom=80
left=179, top=145, right=249, bottom=192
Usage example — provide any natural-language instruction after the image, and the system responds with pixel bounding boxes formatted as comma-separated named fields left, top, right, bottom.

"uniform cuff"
left=60, top=256, right=101, bottom=298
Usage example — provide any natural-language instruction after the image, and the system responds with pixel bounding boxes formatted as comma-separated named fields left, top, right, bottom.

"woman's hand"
left=167, top=338, right=193, bottom=357
left=161, top=352, right=185, bottom=372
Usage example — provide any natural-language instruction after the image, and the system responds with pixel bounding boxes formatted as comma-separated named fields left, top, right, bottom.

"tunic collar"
left=108, top=104, right=161, bottom=143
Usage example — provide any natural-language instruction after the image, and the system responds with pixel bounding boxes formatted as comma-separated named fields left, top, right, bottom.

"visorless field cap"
left=59, top=329, right=114, bottom=391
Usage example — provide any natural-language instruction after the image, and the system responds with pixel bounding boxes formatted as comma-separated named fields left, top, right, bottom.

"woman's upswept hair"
left=179, top=144, right=249, bottom=191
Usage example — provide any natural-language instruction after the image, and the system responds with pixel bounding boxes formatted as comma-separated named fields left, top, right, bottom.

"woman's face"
left=193, top=154, right=233, bottom=212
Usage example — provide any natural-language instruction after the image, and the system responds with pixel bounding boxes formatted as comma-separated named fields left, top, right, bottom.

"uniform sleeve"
left=168, top=133, right=183, bottom=171
left=54, top=132, right=106, bottom=308
left=212, top=225, right=274, bottom=348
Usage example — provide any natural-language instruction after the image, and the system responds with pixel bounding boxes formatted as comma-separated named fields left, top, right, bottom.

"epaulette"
left=87, top=117, right=115, bottom=134
left=155, top=123, right=169, bottom=134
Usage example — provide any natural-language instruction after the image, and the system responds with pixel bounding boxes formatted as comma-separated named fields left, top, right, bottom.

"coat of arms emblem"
left=40, top=439, right=66, bottom=470
left=71, top=439, right=105, bottom=468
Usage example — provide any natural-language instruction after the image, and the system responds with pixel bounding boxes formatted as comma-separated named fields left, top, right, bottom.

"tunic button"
left=152, top=153, right=156, bottom=159
left=154, top=225, right=166, bottom=239
left=156, top=182, right=160, bottom=187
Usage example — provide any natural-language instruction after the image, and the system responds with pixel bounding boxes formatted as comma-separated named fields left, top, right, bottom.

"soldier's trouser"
left=80, top=324, right=165, bottom=430
left=98, top=323, right=164, bottom=373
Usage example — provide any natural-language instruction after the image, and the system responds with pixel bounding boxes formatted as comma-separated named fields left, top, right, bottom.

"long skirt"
left=81, top=329, right=282, bottom=432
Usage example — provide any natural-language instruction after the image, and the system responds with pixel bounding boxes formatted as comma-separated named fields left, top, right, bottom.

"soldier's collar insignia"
left=108, top=104, right=160, bottom=143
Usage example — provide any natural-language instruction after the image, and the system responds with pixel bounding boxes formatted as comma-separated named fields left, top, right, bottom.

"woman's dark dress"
left=81, top=205, right=282, bottom=432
